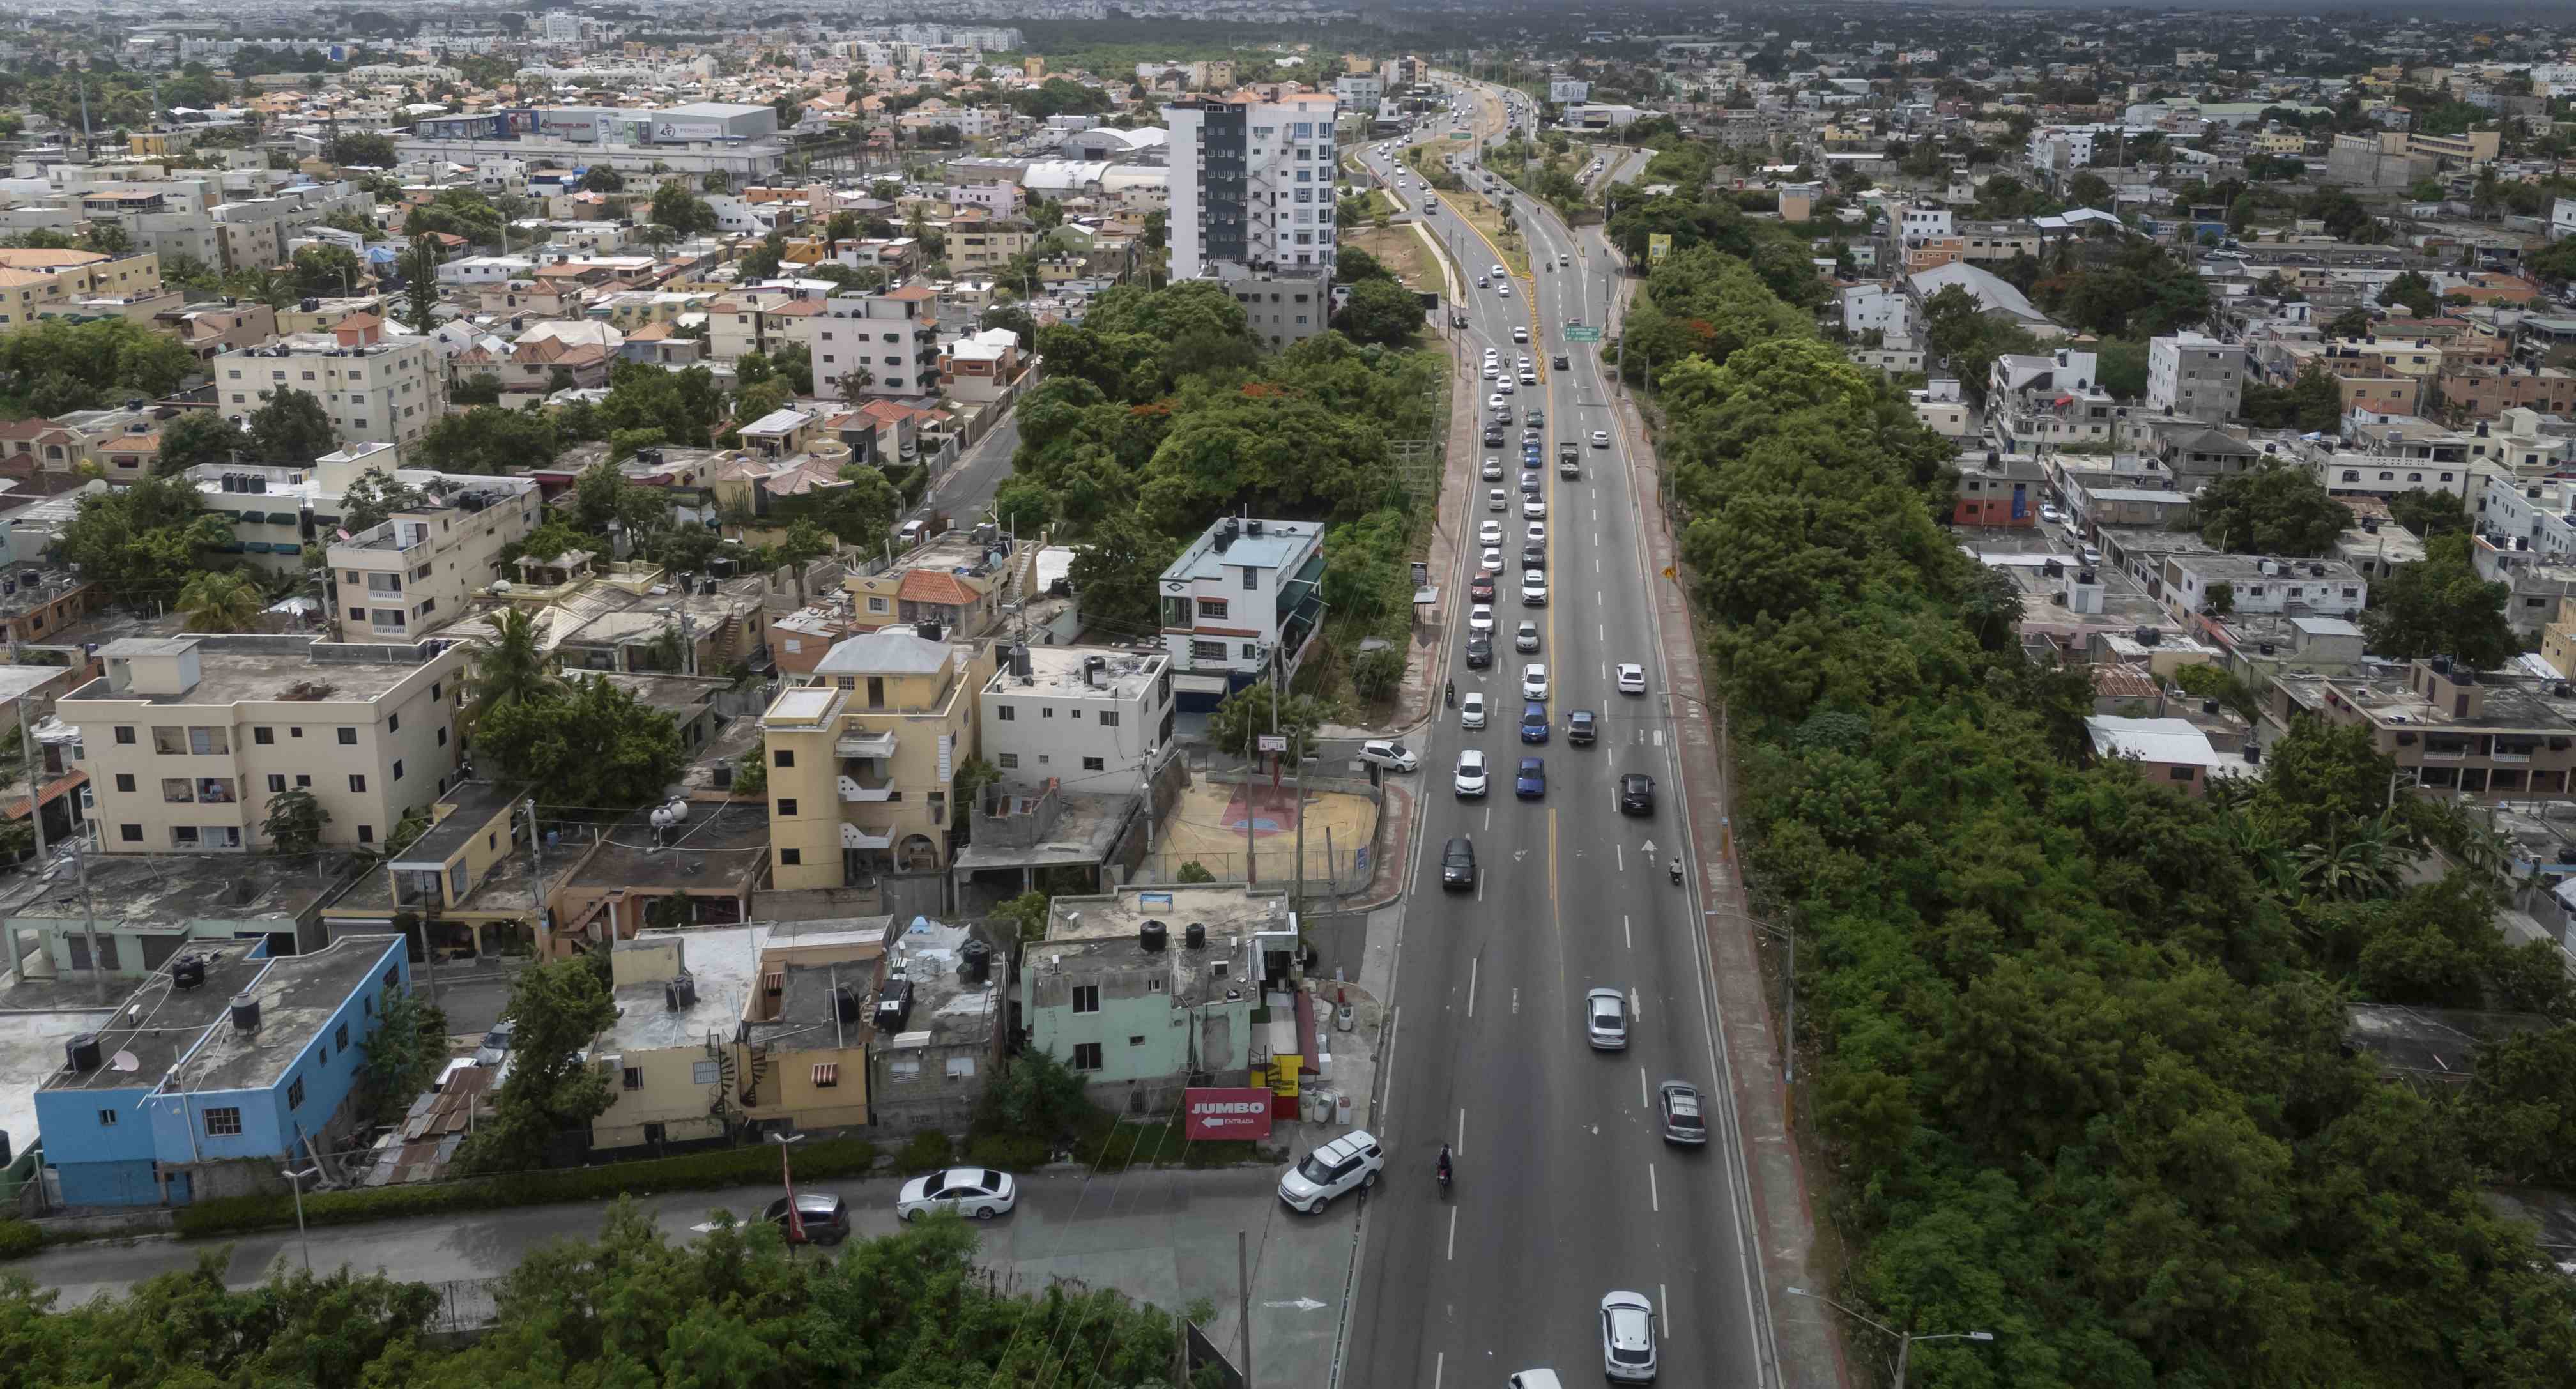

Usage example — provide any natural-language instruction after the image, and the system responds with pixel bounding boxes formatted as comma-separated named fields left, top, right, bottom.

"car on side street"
left=1278, top=1129, right=1384, bottom=1213
left=1358, top=740, right=1418, bottom=773
left=896, top=1168, right=1016, bottom=1222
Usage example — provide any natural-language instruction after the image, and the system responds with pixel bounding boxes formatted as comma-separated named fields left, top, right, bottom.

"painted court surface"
left=1142, top=780, right=1379, bottom=887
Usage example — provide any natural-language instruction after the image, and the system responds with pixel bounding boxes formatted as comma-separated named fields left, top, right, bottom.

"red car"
left=1469, top=570, right=1498, bottom=602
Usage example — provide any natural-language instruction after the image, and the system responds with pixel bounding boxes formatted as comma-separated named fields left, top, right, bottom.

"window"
left=2168, top=765, right=2197, bottom=781
left=119, top=824, right=142, bottom=842
left=777, top=798, right=798, bottom=817
left=1084, top=756, right=1106, bottom=771
left=998, top=753, right=1019, bottom=769
left=1043, top=707, right=1055, bottom=719
left=438, top=727, right=448, bottom=746
left=1072, top=985, right=1101, bottom=1013
left=204, top=1106, right=243, bottom=1137
left=1191, top=639, right=1227, bottom=661
left=775, top=749, right=795, bottom=768
left=694, top=1060, right=721, bottom=1085
left=97, top=1109, right=116, bottom=1127
left=998, top=705, right=1015, bottom=721
left=295, top=774, right=310, bottom=788
left=114, top=774, right=135, bottom=793
left=1071, top=1042, right=1103, bottom=1071
left=335, top=1022, right=348, bottom=1049
left=780, top=848, right=802, bottom=866
left=358, top=825, right=374, bottom=844
left=1197, top=597, right=1230, bottom=620
left=812, top=1063, right=839, bottom=1087
left=623, top=1066, right=644, bottom=1090
left=114, top=726, right=134, bottom=745
left=1099, top=711, right=1120, bottom=727
left=338, top=728, right=357, bottom=746
left=253, top=727, right=273, bottom=746
left=349, top=774, right=367, bottom=793
left=1130, top=1035, right=1146, bottom=1047
left=287, top=1077, right=305, bottom=1109
left=267, top=774, right=286, bottom=794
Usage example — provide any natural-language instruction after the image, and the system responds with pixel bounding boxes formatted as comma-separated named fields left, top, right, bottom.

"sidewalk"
left=1611, top=276, right=1850, bottom=1389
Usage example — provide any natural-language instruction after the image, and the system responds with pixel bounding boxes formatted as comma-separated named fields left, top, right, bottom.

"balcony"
left=835, top=729, right=898, bottom=759
left=837, top=763, right=896, bottom=802
left=838, top=822, right=891, bottom=851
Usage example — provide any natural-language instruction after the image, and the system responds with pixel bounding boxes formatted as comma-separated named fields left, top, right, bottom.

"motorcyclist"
left=1445, top=679, right=1456, bottom=707
left=1669, top=856, right=1683, bottom=884
left=1437, top=1144, right=1453, bottom=1185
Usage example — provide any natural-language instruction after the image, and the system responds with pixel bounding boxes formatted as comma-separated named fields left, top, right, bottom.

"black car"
left=1567, top=709, right=1597, bottom=746
left=1440, top=836, right=1477, bottom=890
left=1619, top=773, right=1656, bottom=815
left=1526, top=408, right=1545, bottom=427
left=1465, top=636, right=1494, bottom=669
left=1552, top=353, right=1570, bottom=369
left=1483, top=427, right=1505, bottom=447
left=1521, top=542, right=1545, bottom=569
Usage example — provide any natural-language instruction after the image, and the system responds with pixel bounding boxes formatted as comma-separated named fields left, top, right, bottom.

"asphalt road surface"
left=1337, top=83, right=1772, bottom=1389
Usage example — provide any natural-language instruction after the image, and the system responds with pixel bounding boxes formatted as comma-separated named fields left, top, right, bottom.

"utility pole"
left=17, top=698, right=45, bottom=874
left=1238, top=1229, right=1255, bottom=1389
left=73, top=832, right=103, bottom=1006
left=526, top=797, right=554, bottom=951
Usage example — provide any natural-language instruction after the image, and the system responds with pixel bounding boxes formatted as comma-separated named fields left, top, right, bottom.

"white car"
left=1483, top=364, right=1501, bottom=380
left=1521, top=572, right=1548, bottom=606
left=1461, top=691, right=1488, bottom=729
left=1585, top=988, right=1628, bottom=1050
left=1591, top=430, right=1611, bottom=448
left=897, top=1167, right=1018, bottom=1221
left=1487, top=393, right=1507, bottom=410
left=1497, top=283, right=1512, bottom=297
left=1490, top=263, right=1506, bottom=278
left=1278, top=1129, right=1384, bottom=1213
left=1497, top=378, right=1515, bottom=394
left=1482, top=546, right=1504, bottom=570
left=1526, top=523, right=1548, bottom=544
left=1522, top=663, right=1549, bottom=700
left=1455, top=748, right=1490, bottom=797
left=1512, top=326, right=1529, bottom=342
left=1600, top=1291, right=1658, bottom=1382
left=1519, top=369, right=1538, bottom=385
left=1616, top=663, right=1647, bottom=695
left=2039, top=503, right=2064, bottom=524
left=1358, top=739, right=1418, bottom=772
left=1480, top=519, right=1503, bottom=546
left=1489, top=487, right=1510, bottom=511
left=1524, top=497, right=1546, bottom=519
left=1469, top=604, right=1496, bottom=634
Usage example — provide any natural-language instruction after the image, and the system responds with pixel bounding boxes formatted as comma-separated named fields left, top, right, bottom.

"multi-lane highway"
left=1338, top=84, right=1774, bottom=1388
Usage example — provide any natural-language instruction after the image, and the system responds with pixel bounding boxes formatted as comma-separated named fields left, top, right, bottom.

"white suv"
left=1278, top=1129, right=1384, bottom=1213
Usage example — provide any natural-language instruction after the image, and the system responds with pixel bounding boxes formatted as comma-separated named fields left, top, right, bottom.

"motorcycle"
left=1669, top=858, right=1684, bottom=887
left=1436, top=1151, right=1453, bottom=1199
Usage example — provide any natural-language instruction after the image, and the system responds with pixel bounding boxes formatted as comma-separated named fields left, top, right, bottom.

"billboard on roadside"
left=1183, top=1087, right=1277, bottom=1140
left=1647, top=233, right=1674, bottom=266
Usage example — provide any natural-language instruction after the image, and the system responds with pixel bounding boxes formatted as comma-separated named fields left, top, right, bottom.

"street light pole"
left=1784, top=1287, right=1993, bottom=1389
left=280, top=1166, right=319, bottom=1271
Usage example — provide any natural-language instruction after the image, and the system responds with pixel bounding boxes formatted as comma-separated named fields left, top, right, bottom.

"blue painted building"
left=35, top=933, right=410, bottom=1207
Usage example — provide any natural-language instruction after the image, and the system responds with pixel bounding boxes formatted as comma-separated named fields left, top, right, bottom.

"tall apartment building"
left=210, top=321, right=444, bottom=450
left=1163, top=91, right=1340, bottom=282
left=2147, top=331, right=2246, bottom=422
left=760, top=630, right=997, bottom=887
left=66, top=635, right=468, bottom=855
left=806, top=286, right=940, bottom=399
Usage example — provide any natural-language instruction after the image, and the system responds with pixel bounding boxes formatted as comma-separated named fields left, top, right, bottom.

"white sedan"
left=1490, top=264, right=1506, bottom=278
left=1469, top=604, right=1496, bottom=634
left=1488, top=394, right=1507, bottom=410
left=897, top=1167, right=1017, bottom=1221
left=1616, top=663, right=1647, bottom=695
left=1496, top=283, right=1513, bottom=297
left=1480, top=519, right=1503, bottom=546
left=1523, top=497, right=1546, bottom=519
left=1522, top=663, right=1549, bottom=700
left=1455, top=749, right=1490, bottom=798
left=1496, top=378, right=1515, bottom=394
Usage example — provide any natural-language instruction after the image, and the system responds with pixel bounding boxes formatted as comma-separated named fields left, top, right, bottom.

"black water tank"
left=171, top=955, right=206, bottom=990
left=874, top=978, right=914, bottom=1033
left=962, top=939, right=992, bottom=983
left=229, top=993, right=260, bottom=1032
left=65, top=1033, right=100, bottom=1073
left=1184, top=922, right=1208, bottom=950
left=1139, top=921, right=1168, bottom=953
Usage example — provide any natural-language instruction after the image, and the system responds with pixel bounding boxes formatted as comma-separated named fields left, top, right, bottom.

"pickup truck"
left=1557, top=441, right=1580, bottom=477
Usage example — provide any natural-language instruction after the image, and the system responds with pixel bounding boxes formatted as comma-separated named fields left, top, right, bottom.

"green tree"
left=455, top=956, right=618, bottom=1174
left=577, top=164, right=625, bottom=193
left=476, top=675, right=685, bottom=811
left=327, top=132, right=398, bottom=168
left=258, top=787, right=330, bottom=854
left=2191, top=462, right=2350, bottom=555
left=1336, top=277, right=1425, bottom=346
left=53, top=475, right=233, bottom=602
left=2378, top=268, right=2439, bottom=318
left=413, top=405, right=560, bottom=474
left=648, top=183, right=718, bottom=237
left=289, top=243, right=367, bottom=297
left=337, top=466, right=432, bottom=533
left=2326, top=306, right=2373, bottom=338
left=976, top=1047, right=1103, bottom=1149
left=177, top=571, right=263, bottom=633
left=1206, top=680, right=1330, bottom=764
left=447, top=373, right=505, bottom=406
left=359, top=990, right=450, bottom=1123
left=398, top=234, right=444, bottom=334
left=2462, top=1024, right=2576, bottom=1184
left=990, top=475, right=1053, bottom=535
left=249, top=387, right=337, bottom=465
left=152, top=410, right=250, bottom=475
left=2385, top=487, right=2466, bottom=538
left=2361, top=535, right=2520, bottom=668
left=464, top=606, right=564, bottom=734
left=1067, top=509, right=1180, bottom=632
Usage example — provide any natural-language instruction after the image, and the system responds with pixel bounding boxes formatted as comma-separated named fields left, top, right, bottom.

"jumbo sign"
left=1182, top=1087, right=1276, bottom=1140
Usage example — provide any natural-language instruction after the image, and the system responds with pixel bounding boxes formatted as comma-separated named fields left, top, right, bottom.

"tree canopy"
left=2191, top=462, right=2352, bottom=556
left=475, top=675, right=685, bottom=813
left=2361, top=533, right=2520, bottom=669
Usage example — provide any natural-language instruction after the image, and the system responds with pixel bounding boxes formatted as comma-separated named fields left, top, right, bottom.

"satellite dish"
left=109, top=1050, right=139, bottom=1073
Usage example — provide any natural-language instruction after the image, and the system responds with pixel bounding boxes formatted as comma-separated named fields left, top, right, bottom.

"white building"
left=807, top=284, right=941, bottom=400
left=210, top=326, right=444, bottom=451
left=1842, top=282, right=1913, bottom=338
left=2146, top=331, right=2247, bottom=423
left=1162, top=92, right=1340, bottom=282
left=979, top=647, right=1174, bottom=792
left=1155, top=516, right=1327, bottom=709
left=1334, top=75, right=1383, bottom=112
left=2553, top=196, right=2576, bottom=242
left=1898, top=203, right=1954, bottom=246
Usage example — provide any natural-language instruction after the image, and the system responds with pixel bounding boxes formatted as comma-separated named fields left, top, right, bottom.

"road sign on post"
left=1257, top=735, right=1289, bottom=753
left=1563, top=325, right=1603, bottom=342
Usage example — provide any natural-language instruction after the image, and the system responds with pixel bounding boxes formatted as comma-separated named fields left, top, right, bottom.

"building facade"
left=807, top=286, right=940, bottom=400
left=2147, top=331, right=2246, bottom=423
left=210, top=328, right=444, bottom=450
left=760, top=631, right=997, bottom=887
left=979, top=646, right=1174, bottom=793
left=1163, top=92, right=1341, bottom=282
left=1156, top=516, right=1326, bottom=708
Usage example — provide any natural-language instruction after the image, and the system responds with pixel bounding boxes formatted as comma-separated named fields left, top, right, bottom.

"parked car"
left=1358, top=740, right=1418, bottom=773
left=896, top=1167, right=1017, bottom=1222
left=1278, top=1129, right=1384, bottom=1213
left=473, top=1020, right=515, bottom=1067
left=1440, top=838, right=1478, bottom=890
left=765, top=1192, right=853, bottom=1244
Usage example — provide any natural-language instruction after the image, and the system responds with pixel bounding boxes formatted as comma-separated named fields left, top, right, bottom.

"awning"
left=273, top=542, right=302, bottom=555
left=812, top=1063, right=838, bottom=1086
left=243, top=541, right=273, bottom=553
left=269, top=511, right=300, bottom=525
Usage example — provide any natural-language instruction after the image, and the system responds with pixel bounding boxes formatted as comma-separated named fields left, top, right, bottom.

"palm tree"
left=2296, top=811, right=2415, bottom=903
left=463, top=607, right=563, bottom=735
left=177, top=571, right=263, bottom=633
left=635, top=222, right=680, bottom=258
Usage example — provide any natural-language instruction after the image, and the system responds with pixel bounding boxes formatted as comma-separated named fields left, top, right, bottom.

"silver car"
left=1585, top=988, right=1628, bottom=1050
left=1658, top=1081, right=1707, bottom=1146
left=1600, top=1291, right=1657, bottom=1381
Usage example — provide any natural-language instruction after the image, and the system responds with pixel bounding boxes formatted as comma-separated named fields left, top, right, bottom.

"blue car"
left=1515, top=756, right=1546, bottom=799
left=1520, top=702, right=1550, bottom=744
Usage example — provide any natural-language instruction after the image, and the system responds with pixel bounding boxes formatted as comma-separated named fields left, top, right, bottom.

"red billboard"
left=1183, top=1087, right=1277, bottom=1140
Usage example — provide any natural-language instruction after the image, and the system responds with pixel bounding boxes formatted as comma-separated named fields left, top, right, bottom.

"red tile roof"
left=897, top=568, right=980, bottom=606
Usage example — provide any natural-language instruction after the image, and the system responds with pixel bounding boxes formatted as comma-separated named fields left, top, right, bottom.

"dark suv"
left=1619, top=774, right=1656, bottom=815
left=1440, top=836, right=1477, bottom=890
left=1567, top=709, right=1597, bottom=746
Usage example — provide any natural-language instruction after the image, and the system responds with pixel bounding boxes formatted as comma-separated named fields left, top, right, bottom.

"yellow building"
left=589, top=923, right=885, bottom=1151
left=0, top=247, right=168, bottom=328
left=2253, top=131, right=2308, bottom=155
left=760, top=629, right=994, bottom=887
left=944, top=216, right=1038, bottom=272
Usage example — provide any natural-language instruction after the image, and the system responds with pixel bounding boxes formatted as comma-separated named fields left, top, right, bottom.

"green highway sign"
left=1562, top=326, right=1603, bottom=342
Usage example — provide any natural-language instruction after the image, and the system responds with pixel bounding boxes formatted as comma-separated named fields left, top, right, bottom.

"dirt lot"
left=1342, top=223, right=1444, bottom=296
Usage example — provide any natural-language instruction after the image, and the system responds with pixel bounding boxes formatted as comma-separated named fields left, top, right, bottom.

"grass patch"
left=1406, top=144, right=1530, bottom=280
left=1084, top=1119, right=1282, bottom=1171
left=174, top=1137, right=880, bottom=1240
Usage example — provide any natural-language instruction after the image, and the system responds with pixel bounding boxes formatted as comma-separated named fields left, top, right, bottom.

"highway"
left=1337, top=84, right=1772, bottom=1388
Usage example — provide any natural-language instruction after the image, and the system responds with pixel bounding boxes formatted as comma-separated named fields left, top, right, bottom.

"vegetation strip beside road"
left=1618, top=224, right=2576, bottom=1381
